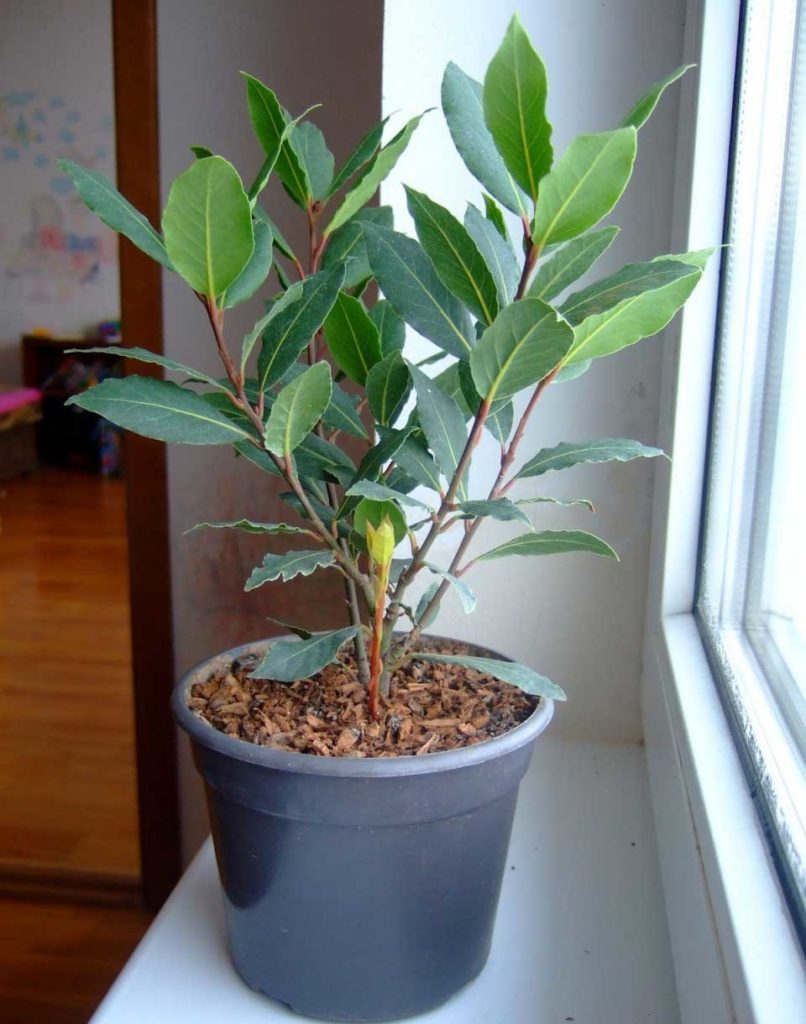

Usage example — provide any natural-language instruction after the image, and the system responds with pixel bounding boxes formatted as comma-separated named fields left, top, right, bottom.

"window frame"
left=642, top=0, right=806, bottom=1019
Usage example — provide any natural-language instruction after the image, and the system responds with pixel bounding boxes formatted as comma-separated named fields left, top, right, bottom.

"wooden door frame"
left=113, top=0, right=182, bottom=910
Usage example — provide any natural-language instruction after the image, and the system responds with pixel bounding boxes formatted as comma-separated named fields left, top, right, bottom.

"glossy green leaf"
left=254, top=206, right=296, bottom=262
left=369, top=299, right=406, bottom=355
left=324, top=114, right=425, bottom=237
left=247, top=105, right=315, bottom=206
left=57, top=160, right=173, bottom=270
left=257, top=266, right=344, bottom=390
left=413, top=652, right=566, bottom=700
left=190, top=145, right=213, bottom=160
left=409, top=363, right=468, bottom=492
left=162, top=156, right=254, bottom=297
left=327, top=117, right=388, bottom=197
left=320, top=206, right=393, bottom=289
left=554, top=359, right=591, bottom=384
left=454, top=359, right=513, bottom=445
left=350, top=426, right=414, bottom=485
left=415, top=581, right=442, bottom=628
left=424, top=564, right=476, bottom=613
left=265, top=617, right=313, bottom=641
left=264, top=361, right=332, bottom=456
left=366, top=350, right=411, bottom=426
left=364, top=226, right=474, bottom=359
left=479, top=529, right=618, bottom=561
left=405, top=187, right=499, bottom=324
left=470, top=297, right=574, bottom=402
left=455, top=498, right=532, bottom=529
left=222, top=218, right=273, bottom=308
left=243, top=73, right=311, bottom=205
left=251, top=626, right=359, bottom=682
left=345, top=479, right=431, bottom=510
left=532, top=129, right=637, bottom=249
left=514, top=437, right=664, bottom=480
left=621, top=64, right=694, bottom=130
left=441, top=62, right=528, bottom=217
left=353, top=498, right=408, bottom=544
left=483, top=194, right=509, bottom=238
left=464, top=204, right=519, bottom=306
left=241, top=282, right=304, bottom=375
left=529, top=226, right=618, bottom=301
left=324, top=384, right=368, bottom=439
left=483, top=14, right=552, bottom=200
left=66, top=345, right=225, bottom=392
left=245, top=549, right=336, bottom=591
left=393, top=434, right=442, bottom=492
left=66, top=376, right=250, bottom=444
left=561, top=257, right=703, bottom=365
left=187, top=519, right=312, bottom=536
left=323, top=292, right=382, bottom=385
left=289, top=121, right=334, bottom=200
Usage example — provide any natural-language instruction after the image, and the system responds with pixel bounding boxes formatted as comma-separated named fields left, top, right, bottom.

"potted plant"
left=61, top=16, right=706, bottom=1023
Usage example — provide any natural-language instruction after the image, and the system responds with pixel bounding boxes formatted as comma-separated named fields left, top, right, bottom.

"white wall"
left=0, top=0, right=118, bottom=384
left=382, top=0, right=687, bottom=742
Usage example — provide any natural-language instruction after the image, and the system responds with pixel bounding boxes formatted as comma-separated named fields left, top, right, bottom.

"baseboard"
left=0, top=861, right=142, bottom=906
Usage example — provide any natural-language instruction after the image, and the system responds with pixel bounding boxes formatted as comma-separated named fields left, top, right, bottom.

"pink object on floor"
left=0, top=388, right=42, bottom=415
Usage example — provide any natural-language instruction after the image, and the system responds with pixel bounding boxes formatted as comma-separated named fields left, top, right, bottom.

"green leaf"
left=621, top=64, right=694, bottom=130
left=435, top=362, right=474, bottom=417
left=554, top=359, right=591, bottom=384
left=409, top=363, right=468, bottom=493
left=413, top=652, right=566, bottom=701
left=66, top=376, right=250, bottom=444
left=289, top=121, right=334, bottom=200
left=483, top=14, right=553, bottom=200
left=350, top=426, right=414, bottom=485
left=455, top=498, right=532, bottom=529
left=532, top=129, right=637, bottom=249
left=323, top=292, right=383, bottom=385
left=327, top=117, right=388, bottom=197
left=295, top=433, right=357, bottom=486
left=222, top=218, right=273, bottom=308
left=251, top=626, right=359, bottom=682
left=483, top=194, right=509, bottom=238
left=454, top=360, right=513, bottom=445
left=241, top=282, right=304, bottom=375
left=441, top=62, right=528, bottom=218
left=517, top=495, right=595, bottom=512
left=470, top=297, right=574, bottom=402
left=393, top=434, right=442, bottom=492
left=257, top=266, right=344, bottom=390
left=321, top=206, right=394, bottom=290
left=424, top=564, right=476, bottom=613
left=245, top=549, right=336, bottom=591
left=478, top=529, right=618, bottom=561
left=366, top=351, right=411, bottom=426
left=405, top=187, right=499, bottom=325
left=464, top=204, right=519, bottom=306
left=369, top=299, right=406, bottom=356
left=266, top=617, right=314, bottom=641
left=243, top=73, right=311, bottom=205
left=264, top=362, right=332, bottom=456
left=162, top=156, right=254, bottom=297
left=364, top=226, right=474, bottom=359
left=353, top=498, right=408, bottom=544
left=561, top=257, right=703, bottom=365
left=66, top=345, right=225, bottom=392
left=323, top=383, right=368, bottom=439
left=187, top=519, right=312, bottom=536
left=57, top=160, right=173, bottom=271
left=254, top=206, right=296, bottom=262
left=514, top=437, right=664, bottom=480
left=247, top=104, right=315, bottom=205
left=325, top=114, right=425, bottom=237
left=529, top=226, right=619, bottom=301
left=345, top=479, right=431, bottom=510
left=190, top=145, right=213, bottom=160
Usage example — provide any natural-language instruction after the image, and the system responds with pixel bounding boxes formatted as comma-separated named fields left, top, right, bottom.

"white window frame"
left=642, top=1, right=806, bottom=1021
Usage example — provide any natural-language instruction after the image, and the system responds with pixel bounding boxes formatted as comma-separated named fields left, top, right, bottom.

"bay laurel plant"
left=60, top=16, right=707, bottom=724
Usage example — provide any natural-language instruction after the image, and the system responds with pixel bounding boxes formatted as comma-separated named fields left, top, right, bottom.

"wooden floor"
left=0, top=467, right=140, bottom=881
left=0, top=897, right=152, bottom=1024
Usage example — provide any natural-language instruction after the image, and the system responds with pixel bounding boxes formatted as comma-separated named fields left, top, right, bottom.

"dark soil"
left=189, top=640, right=538, bottom=758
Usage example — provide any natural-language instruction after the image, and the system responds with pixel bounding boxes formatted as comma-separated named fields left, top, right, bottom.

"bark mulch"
left=189, top=641, right=538, bottom=758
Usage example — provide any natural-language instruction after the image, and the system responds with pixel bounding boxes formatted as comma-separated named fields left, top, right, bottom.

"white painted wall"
left=0, top=0, right=118, bottom=385
left=382, top=0, right=687, bottom=742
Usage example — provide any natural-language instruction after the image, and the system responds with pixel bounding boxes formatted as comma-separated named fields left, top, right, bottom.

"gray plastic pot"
left=173, top=636, right=554, bottom=1022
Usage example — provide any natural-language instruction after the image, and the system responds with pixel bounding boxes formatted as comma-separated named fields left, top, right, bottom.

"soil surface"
left=189, top=640, right=538, bottom=757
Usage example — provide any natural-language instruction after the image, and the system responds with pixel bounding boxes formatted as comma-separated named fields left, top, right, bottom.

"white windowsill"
left=91, top=738, right=680, bottom=1023
left=644, top=614, right=806, bottom=1023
